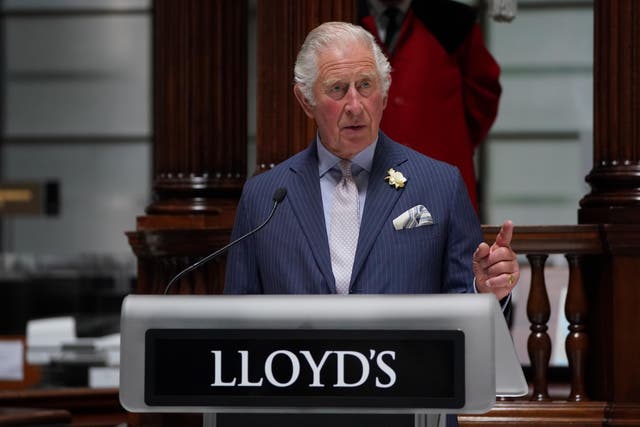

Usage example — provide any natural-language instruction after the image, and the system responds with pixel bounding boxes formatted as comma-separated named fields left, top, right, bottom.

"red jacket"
left=360, top=4, right=501, bottom=211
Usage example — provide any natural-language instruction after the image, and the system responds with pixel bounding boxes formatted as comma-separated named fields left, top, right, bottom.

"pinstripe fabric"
left=224, top=131, right=481, bottom=296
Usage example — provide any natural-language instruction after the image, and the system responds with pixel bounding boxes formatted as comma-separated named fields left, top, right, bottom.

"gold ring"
left=508, top=274, right=515, bottom=285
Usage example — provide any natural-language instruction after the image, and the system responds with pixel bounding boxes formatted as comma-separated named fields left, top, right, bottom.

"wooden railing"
left=460, top=224, right=607, bottom=426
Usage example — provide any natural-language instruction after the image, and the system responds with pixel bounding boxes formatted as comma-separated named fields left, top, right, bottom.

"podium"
left=119, top=294, right=527, bottom=427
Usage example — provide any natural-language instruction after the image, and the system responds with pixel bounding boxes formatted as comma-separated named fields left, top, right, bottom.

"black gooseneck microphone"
left=163, top=187, right=287, bottom=295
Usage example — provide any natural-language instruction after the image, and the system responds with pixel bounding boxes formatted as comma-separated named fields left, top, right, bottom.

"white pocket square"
left=393, top=205, right=433, bottom=230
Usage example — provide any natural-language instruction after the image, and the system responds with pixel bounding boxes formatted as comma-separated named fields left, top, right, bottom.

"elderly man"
left=224, top=21, right=519, bottom=427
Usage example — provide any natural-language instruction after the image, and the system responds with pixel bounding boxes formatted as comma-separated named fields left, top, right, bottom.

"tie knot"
left=338, top=160, right=353, bottom=178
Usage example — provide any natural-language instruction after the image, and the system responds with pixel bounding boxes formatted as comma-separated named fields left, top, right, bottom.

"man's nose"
left=344, top=86, right=364, bottom=115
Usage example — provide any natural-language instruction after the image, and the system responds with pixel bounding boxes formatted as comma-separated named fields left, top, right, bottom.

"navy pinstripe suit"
left=224, top=131, right=482, bottom=295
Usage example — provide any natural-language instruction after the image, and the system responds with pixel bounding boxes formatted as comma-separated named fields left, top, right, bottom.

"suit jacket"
left=224, top=132, right=482, bottom=295
left=359, top=0, right=502, bottom=211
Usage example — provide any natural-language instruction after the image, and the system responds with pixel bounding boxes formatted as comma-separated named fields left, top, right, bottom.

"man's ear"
left=294, top=85, right=315, bottom=119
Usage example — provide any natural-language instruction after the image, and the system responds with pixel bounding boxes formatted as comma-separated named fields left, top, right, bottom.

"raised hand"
left=472, top=220, right=519, bottom=300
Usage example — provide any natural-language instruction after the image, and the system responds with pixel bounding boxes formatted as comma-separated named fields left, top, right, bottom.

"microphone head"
left=273, top=187, right=287, bottom=203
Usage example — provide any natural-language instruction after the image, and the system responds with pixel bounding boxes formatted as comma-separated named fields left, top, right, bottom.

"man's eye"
left=327, top=84, right=347, bottom=99
left=358, top=80, right=374, bottom=95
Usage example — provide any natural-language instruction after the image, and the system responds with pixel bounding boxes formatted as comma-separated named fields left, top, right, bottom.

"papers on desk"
left=0, top=339, right=24, bottom=381
left=25, top=316, right=120, bottom=388
left=26, top=316, right=75, bottom=365
left=89, top=366, right=119, bottom=388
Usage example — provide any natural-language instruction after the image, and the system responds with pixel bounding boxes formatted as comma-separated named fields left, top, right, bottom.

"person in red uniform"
left=358, top=0, right=502, bottom=212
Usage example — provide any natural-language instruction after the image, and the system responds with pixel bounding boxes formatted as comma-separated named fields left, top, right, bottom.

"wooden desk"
left=0, top=388, right=125, bottom=427
left=0, top=407, right=71, bottom=426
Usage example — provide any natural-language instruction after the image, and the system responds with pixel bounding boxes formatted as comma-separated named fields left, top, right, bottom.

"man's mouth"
left=342, top=125, right=365, bottom=131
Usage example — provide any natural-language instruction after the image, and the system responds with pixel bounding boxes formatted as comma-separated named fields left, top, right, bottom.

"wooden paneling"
left=255, top=0, right=356, bottom=174
left=149, top=0, right=248, bottom=214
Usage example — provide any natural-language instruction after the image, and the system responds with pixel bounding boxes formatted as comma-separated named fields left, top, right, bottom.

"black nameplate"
left=145, top=329, right=465, bottom=409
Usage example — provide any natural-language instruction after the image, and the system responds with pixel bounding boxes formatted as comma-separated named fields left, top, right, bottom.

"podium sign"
left=145, top=329, right=464, bottom=409
left=120, top=294, right=527, bottom=415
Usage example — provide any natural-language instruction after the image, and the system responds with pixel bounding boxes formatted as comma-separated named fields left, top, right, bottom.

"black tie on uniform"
left=384, top=7, right=401, bottom=48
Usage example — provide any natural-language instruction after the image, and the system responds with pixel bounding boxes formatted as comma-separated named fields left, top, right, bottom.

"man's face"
left=295, top=42, right=387, bottom=159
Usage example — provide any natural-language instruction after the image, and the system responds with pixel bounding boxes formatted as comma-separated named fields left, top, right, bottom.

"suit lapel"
left=351, top=135, right=408, bottom=284
left=286, top=144, right=335, bottom=292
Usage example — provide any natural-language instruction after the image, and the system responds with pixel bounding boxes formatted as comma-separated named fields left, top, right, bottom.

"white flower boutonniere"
left=385, top=168, right=407, bottom=189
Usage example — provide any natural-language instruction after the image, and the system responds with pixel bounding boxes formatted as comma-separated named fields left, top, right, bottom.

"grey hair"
left=294, top=21, right=392, bottom=105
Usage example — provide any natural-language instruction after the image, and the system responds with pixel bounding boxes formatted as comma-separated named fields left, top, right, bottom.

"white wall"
left=484, top=4, right=593, bottom=225
left=1, top=0, right=151, bottom=262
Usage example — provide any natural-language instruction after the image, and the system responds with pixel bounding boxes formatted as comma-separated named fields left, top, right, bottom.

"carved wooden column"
left=579, top=0, right=640, bottom=224
left=255, top=0, right=356, bottom=172
left=148, top=0, right=247, bottom=214
left=579, top=0, right=640, bottom=420
left=127, top=0, right=247, bottom=296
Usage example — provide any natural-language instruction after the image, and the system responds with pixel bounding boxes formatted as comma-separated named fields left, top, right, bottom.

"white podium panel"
left=119, top=294, right=527, bottom=415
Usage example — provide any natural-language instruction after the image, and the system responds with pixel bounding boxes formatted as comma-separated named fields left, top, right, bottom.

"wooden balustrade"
left=463, top=224, right=609, bottom=425
left=482, top=225, right=603, bottom=402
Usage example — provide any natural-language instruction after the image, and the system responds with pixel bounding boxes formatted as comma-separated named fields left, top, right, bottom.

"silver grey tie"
left=329, top=160, right=360, bottom=294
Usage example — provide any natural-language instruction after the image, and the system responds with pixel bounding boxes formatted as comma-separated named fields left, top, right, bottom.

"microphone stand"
left=163, top=188, right=287, bottom=294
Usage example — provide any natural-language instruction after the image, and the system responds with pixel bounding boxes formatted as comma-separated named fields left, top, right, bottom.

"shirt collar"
left=317, top=134, right=377, bottom=177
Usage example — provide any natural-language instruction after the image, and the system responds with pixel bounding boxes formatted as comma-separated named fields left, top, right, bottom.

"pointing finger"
left=494, top=220, right=514, bottom=249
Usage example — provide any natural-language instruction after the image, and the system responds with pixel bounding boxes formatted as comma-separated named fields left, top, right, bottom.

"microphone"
left=163, top=187, right=287, bottom=294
